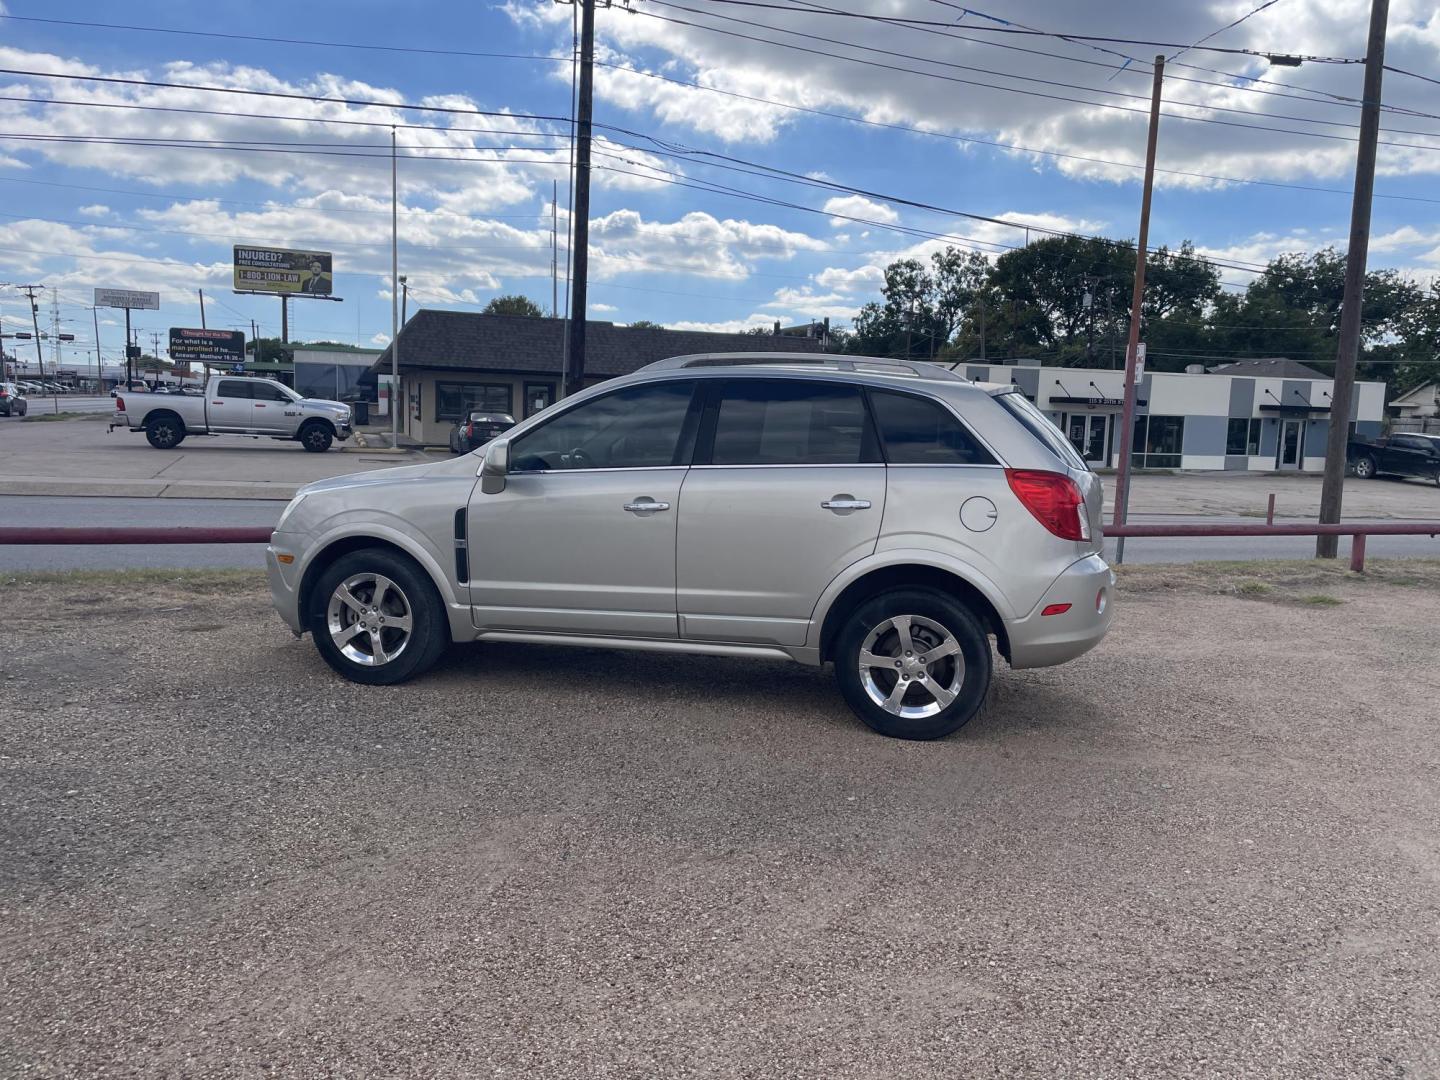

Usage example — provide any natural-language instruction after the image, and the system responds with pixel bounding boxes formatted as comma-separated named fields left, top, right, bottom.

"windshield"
left=995, top=390, right=1090, bottom=472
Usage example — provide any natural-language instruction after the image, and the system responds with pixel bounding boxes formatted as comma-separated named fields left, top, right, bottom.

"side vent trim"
left=453, top=507, right=469, bottom=584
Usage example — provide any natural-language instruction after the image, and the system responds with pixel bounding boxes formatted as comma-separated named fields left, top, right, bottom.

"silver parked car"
left=267, top=354, right=1113, bottom=740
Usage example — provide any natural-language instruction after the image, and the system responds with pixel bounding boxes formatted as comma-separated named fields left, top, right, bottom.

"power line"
left=632, top=5, right=1440, bottom=150
left=1166, top=0, right=1285, bottom=63
left=680, top=0, right=1360, bottom=62
left=591, top=64, right=1440, bottom=204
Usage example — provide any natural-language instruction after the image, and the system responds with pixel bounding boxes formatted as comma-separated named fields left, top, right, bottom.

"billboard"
left=169, top=327, right=245, bottom=365
left=233, top=246, right=333, bottom=296
left=95, top=288, right=160, bottom=310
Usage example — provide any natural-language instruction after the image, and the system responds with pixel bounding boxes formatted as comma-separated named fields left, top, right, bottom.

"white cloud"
left=589, top=302, right=618, bottom=312
left=823, top=195, right=898, bottom=227
left=77, top=204, right=110, bottom=217
left=589, top=209, right=827, bottom=280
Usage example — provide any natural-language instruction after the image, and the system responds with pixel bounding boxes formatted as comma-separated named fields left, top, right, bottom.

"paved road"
left=7, top=394, right=114, bottom=415
left=2, top=496, right=1436, bottom=572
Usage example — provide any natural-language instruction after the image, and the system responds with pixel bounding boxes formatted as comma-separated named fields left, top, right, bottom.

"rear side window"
left=869, top=390, right=995, bottom=465
left=707, top=380, right=879, bottom=465
left=216, top=380, right=253, bottom=399
left=996, top=391, right=1089, bottom=471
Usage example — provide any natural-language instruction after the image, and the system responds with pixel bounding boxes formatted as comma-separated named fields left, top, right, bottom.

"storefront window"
left=1226, top=418, right=1261, bottom=456
left=1132, top=415, right=1185, bottom=469
left=436, top=381, right=512, bottom=422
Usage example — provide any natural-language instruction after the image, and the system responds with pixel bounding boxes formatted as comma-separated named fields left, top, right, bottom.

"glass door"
left=1277, top=419, right=1304, bottom=470
left=524, top=382, right=555, bottom=419
left=1065, top=413, right=1110, bottom=466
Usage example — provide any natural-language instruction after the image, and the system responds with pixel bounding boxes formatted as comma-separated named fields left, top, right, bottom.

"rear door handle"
left=821, top=496, right=871, bottom=512
left=624, top=498, right=671, bottom=514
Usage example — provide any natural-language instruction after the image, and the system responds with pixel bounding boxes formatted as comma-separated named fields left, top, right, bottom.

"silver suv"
left=267, top=354, right=1113, bottom=739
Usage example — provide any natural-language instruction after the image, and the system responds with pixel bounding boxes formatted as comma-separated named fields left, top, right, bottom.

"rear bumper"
left=1005, top=553, right=1115, bottom=669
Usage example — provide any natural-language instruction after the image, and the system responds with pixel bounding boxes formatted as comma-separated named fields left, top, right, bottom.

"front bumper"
left=1005, top=553, right=1115, bottom=669
left=266, top=534, right=306, bottom=635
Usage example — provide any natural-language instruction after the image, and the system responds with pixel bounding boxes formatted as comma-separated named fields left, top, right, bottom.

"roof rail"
left=640, top=352, right=969, bottom=381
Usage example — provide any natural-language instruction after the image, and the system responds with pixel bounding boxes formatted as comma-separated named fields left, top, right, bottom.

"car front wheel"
left=308, top=548, right=448, bottom=685
left=833, top=588, right=992, bottom=740
left=1353, top=455, right=1377, bottom=479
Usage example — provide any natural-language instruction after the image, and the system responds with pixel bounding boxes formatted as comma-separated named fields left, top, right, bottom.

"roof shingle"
left=371, top=310, right=826, bottom=377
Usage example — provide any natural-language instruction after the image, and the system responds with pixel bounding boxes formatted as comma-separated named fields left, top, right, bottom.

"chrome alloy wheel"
left=326, top=573, right=414, bottom=667
left=858, top=614, right=965, bottom=719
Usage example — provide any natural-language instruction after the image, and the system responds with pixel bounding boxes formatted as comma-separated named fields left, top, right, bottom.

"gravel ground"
left=3, top=563, right=1439, bottom=1078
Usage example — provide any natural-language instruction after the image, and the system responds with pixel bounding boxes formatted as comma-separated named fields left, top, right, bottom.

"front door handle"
left=821, top=495, right=872, bottom=512
left=624, top=498, right=671, bottom=514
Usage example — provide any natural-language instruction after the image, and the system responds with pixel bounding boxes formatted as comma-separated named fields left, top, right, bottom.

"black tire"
left=145, top=412, right=185, bottom=449
left=16, top=401, right=25, bottom=416
left=299, top=420, right=334, bottom=453
left=1353, top=454, right=1377, bottom=479
left=308, top=547, right=449, bottom=685
left=833, top=587, right=992, bottom=740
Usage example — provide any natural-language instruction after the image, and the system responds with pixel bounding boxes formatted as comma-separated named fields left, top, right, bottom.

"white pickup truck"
left=112, top=375, right=353, bottom=452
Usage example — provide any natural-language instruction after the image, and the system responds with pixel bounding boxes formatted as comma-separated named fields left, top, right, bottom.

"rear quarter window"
left=995, top=392, right=1089, bottom=471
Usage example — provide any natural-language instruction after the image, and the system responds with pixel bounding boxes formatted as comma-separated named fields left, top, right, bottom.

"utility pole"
left=280, top=295, right=289, bottom=344
left=390, top=124, right=400, bottom=438
left=1318, top=0, right=1389, bottom=559
left=20, top=285, right=53, bottom=413
left=551, top=178, right=559, bottom=317
left=1111, top=55, right=1165, bottom=566
left=977, top=295, right=986, bottom=360
left=564, top=0, right=596, bottom=398
left=92, top=305, right=102, bottom=390
left=198, top=288, right=207, bottom=329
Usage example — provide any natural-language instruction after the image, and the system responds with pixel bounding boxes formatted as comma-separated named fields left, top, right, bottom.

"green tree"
left=482, top=294, right=546, bottom=318
left=850, top=247, right=988, bottom=360
left=627, top=320, right=665, bottom=330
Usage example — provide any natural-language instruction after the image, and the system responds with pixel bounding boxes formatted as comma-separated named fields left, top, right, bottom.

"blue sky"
left=3, top=0, right=1440, bottom=370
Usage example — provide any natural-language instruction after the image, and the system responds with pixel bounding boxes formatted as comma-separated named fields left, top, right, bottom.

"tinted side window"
left=870, top=390, right=995, bottom=465
left=510, top=381, right=697, bottom=471
left=216, top=380, right=253, bottom=399
left=251, top=382, right=291, bottom=402
left=708, top=380, right=878, bottom=465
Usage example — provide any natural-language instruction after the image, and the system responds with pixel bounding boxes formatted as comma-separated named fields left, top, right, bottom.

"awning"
left=1051, top=395, right=1148, bottom=408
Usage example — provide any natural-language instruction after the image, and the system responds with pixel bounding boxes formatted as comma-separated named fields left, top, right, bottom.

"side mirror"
left=479, top=437, right=510, bottom=494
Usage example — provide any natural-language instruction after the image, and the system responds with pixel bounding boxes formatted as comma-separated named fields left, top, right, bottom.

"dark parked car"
left=0, top=382, right=28, bottom=417
left=1349, top=433, right=1440, bottom=485
left=449, top=411, right=515, bottom=454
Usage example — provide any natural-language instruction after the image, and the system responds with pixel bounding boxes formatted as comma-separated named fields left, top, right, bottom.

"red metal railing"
left=1105, top=521, right=1440, bottom=572
left=1, top=522, right=1436, bottom=573
left=0, top=527, right=272, bottom=545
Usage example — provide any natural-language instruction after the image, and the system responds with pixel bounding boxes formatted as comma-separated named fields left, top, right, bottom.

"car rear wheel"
left=299, top=420, right=334, bottom=453
left=308, top=548, right=448, bottom=685
left=834, top=588, right=992, bottom=740
left=1353, top=455, right=1377, bottom=479
left=145, top=413, right=185, bottom=449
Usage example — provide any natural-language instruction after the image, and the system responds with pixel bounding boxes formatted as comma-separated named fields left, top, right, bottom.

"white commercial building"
left=958, top=357, right=1387, bottom=472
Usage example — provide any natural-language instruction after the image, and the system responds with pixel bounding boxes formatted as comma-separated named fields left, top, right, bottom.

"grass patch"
left=20, top=411, right=107, bottom=422
left=1, top=568, right=260, bottom=593
left=1116, top=558, right=1440, bottom=607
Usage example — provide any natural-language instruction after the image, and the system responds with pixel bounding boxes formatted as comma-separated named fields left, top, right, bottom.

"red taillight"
left=1041, top=603, right=1072, bottom=616
left=115, top=396, right=126, bottom=411
left=1006, top=468, right=1089, bottom=542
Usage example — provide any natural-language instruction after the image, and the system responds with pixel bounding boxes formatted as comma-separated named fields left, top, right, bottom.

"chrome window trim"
left=508, top=465, right=692, bottom=476
left=690, top=462, right=886, bottom=470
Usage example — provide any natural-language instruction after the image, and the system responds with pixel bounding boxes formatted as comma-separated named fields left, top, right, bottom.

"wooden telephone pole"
left=1111, top=56, right=1165, bottom=565
left=564, top=0, right=597, bottom=398
left=1317, top=0, right=1389, bottom=559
